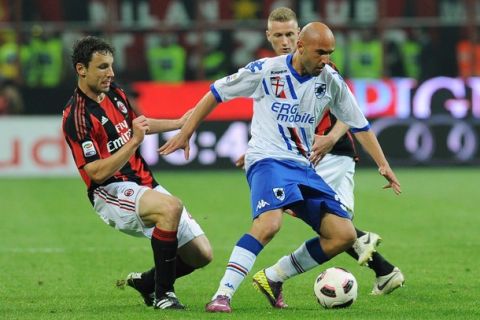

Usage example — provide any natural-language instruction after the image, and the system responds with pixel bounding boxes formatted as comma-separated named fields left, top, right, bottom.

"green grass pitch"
left=1, top=168, right=479, bottom=319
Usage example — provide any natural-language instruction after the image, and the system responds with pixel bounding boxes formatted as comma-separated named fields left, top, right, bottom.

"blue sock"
left=305, top=237, right=329, bottom=264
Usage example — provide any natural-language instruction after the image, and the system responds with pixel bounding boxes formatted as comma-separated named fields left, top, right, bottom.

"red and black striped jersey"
left=314, top=61, right=359, bottom=161
left=315, top=110, right=359, bottom=161
left=62, top=83, right=158, bottom=203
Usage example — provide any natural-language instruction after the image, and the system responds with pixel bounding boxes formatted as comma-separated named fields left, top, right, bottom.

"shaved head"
left=293, top=22, right=336, bottom=76
left=298, top=22, right=335, bottom=44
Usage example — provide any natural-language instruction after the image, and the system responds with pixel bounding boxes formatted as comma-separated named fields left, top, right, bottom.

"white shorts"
left=92, top=182, right=204, bottom=248
left=314, top=154, right=356, bottom=213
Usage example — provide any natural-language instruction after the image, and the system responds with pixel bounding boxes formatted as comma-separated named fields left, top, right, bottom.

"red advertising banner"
left=133, top=81, right=253, bottom=120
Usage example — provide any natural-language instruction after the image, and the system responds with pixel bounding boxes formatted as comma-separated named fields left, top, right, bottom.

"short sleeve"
left=327, top=71, right=369, bottom=130
left=210, top=59, right=267, bottom=102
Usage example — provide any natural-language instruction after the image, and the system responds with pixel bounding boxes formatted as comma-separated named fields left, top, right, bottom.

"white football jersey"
left=211, top=54, right=369, bottom=171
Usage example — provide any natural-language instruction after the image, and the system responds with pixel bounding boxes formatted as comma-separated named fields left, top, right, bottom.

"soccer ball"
left=314, top=267, right=358, bottom=308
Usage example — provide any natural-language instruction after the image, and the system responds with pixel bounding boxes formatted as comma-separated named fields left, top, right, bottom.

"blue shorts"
left=246, top=159, right=351, bottom=232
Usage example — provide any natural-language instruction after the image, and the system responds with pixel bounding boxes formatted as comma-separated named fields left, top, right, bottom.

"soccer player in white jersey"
left=159, top=22, right=401, bottom=313
left=246, top=7, right=404, bottom=308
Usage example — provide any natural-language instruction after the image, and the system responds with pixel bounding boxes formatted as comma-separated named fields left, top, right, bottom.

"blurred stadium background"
left=0, top=0, right=479, bottom=175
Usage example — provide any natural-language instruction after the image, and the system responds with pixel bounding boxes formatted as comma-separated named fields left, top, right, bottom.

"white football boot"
left=371, top=267, right=405, bottom=295
left=352, top=232, right=382, bottom=266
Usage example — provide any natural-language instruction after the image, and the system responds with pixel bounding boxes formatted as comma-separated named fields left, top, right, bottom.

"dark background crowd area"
left=0, top=0, right=479, bottom=115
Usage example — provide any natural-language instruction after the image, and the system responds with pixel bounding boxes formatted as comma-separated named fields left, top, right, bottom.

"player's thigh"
left=138, top=189, right=183, bottom=227
left=93, top=182, right=150, bottom=237
left=315, top=155, right=349, bottom=188
left=177, top=207, right=208, bottom=248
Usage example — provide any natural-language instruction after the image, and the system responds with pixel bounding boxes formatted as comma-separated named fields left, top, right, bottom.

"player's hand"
left=158, top=131, right=191, bottom=159
left=309, top=134, right=335, bottom=165
left=235, top=154, right=246, bottom=168
left=178, top=108, right=194, bottom=128
left=131, top=115, right=149, bottom=146
left=378, top=165, right=402, bottom=195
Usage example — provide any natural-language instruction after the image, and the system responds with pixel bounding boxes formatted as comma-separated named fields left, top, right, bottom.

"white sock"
left=212, top=246, right=257, bottom=299
left=265, top=242, right=319, bottom=282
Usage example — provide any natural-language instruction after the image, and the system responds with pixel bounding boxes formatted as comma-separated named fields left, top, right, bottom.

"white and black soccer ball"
left=314, top=267, right=358, bottom=308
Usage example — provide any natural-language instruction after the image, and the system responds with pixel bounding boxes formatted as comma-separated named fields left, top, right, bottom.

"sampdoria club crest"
left=273, top=187, right=285, bottom=201
left=315, top=82, right=326, bottom=98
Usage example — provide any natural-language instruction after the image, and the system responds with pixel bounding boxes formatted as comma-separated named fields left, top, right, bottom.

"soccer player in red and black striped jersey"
left=62, top=36, right=212, bottom=310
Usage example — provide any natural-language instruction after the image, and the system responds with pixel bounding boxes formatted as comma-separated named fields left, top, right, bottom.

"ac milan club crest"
left=117, top=101, right=128, bottom=114
left=124, top=188, right=134, bottom=197
left=270, top=76, right=287, bottom=98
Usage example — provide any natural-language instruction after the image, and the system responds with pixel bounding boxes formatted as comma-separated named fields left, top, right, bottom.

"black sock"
left=368, top=252, right=395, bottom=277
left=346, top=228, right=395, bottom=277
left=345, top=246, right=359, bottom=260
left=141, top=256, right=196, bottom=292
left=141, top=267, right=155, bottom=293
left=355, top=228, right=366, bottom=237
left=175, top=256, right=196, bottom=279
left=140, top=256, right=196, bottom=294
left=151, top=227, right=178, bottom=298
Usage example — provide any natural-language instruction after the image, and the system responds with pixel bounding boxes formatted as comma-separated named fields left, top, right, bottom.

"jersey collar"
left=286, top=54, right=312, bottom=83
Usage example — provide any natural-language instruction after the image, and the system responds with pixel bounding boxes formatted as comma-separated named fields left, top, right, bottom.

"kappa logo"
left=273, top=188, right=285, bottom=201
left=315, top=82, right=327, bottom=98
left=101, top=116, right=109, bottom=125
left=244, top=60, right=265, bottom=73
left=256, top=199, right=270, bottom=211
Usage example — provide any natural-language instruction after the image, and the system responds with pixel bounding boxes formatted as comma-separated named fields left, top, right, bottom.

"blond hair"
left=268, top=7, right=297, bottom=23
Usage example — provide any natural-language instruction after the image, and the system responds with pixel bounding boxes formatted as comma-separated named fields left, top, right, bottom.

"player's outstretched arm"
left=158, top=92, right=218, bottom=160
left=353, top=130, right=402, bottom=195
left=147, top=109, right=194, bottom=134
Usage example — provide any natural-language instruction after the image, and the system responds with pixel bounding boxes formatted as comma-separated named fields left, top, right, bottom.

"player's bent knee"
left=193, top=236, right=213, bottom=267
left=161, top=196, right=183, bottom=220
left=140, top=192, right=184, bottom=228
left=250, top=222, right=281, bottom=244
left=197, top=247, right=213, bottom=267
left=250, top=210, right=283, bottom=244
left=339, top=226, right=356, bottom=249
left=178, top=235, right=213, bottom=268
